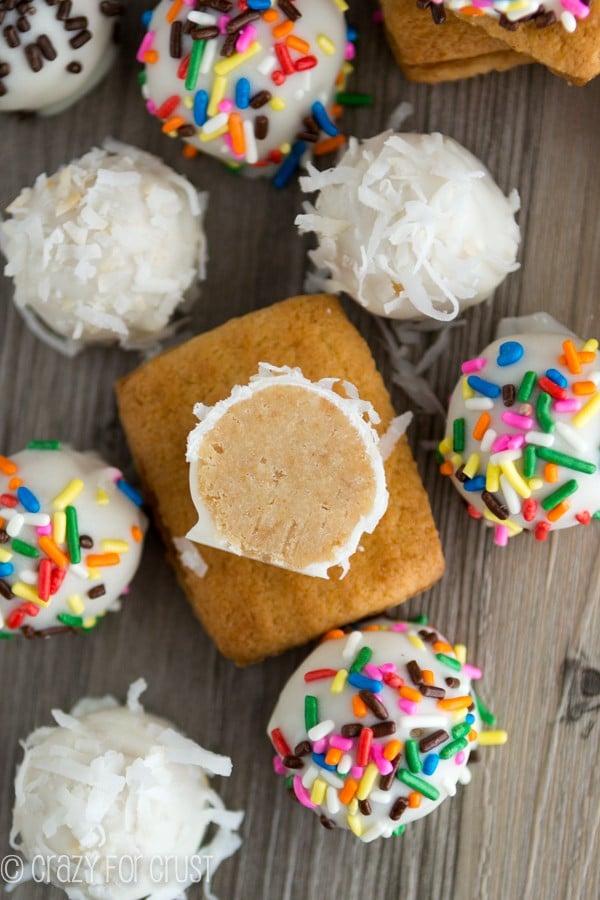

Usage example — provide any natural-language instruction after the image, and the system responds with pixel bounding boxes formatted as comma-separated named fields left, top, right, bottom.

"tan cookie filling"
left=195, top=384, right=379, bottom=570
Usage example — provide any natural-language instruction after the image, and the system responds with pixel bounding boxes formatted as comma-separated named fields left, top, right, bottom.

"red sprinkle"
left=274, top=42, right=294, bottom=74
left=38, top=558, right=52, bottom=601
left=294, top=54, right=318, bottom=71
left=576, top=511, right=591, bottom=525
left=271, top=727, right=292, bottom=758
left=7, top=607, right=27, bottom=629
left=466, top=504, right=483, bottom=519
left=177, top=53, right=190, bottom=80
left=49, top=565, right=67, bottom=596
left=538, top=377, right=567, bottom=401
left=271, top=69, right=285, bottom=85
left=304, top=668, right=338, bottom=682
left=383, top=672, right=403, bottom=688
left=357, top=726, right=373, bottom=766
left=522, top=498, right=538, bottom=522
left=534, top=521, right=551, bottom=541
left=21, top=601, right=40, bottom=617
left=0, top=493, right=18, bottom=508
left=155, top=94, right=180, bottom=120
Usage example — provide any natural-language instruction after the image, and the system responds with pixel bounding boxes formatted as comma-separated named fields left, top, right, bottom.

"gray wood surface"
left=1, top=2, right=599, bottom=899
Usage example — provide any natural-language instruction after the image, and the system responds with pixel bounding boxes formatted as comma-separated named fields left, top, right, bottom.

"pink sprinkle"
left=273, top=756, right=287, bottom=775
left=121, top=585, right=130, bottom=595
left=461, top=357, right=487, bottom=375
left=554, top=399, right=581, bottom=413
left=390, top=622, right=408, bottom=632
left=223, top=133, right=245, bottom=160
left=344, top=41, right=355, bottom=61
left=506, top=434, right=525, bottom=450
left=351, top=766, right=364, bottom=779
left=561, top=0, right=590, bottom=16
left=330, top=734, right=353, bottom=751
left=494, top=524, right=509, bottom=547
left=312, top=738, right=327, bottom=755
left=378, top=663, right=397, bottom=673
left=104, top=466, right=122, bottom=483
left=491, top=435, right=511, bottom=453
left=502, top=411, right=534, bottom=431
left=471, top=0, right=494, bottom=6
left=363, top=663, right=382, bottom=681
left=398, top=699, right=417, bottom=715
left=218, top=99, right=234, bottom=114
left=455, top=751, right=466, bottom=765
left=462, top=663, right=482, bottom=680
left=136, top=31, right=154, bottom=63
left=146, top=99, right=157, bottom=115
left=370, top=744, right=393, bottom=775
left=293, top=776, right=317, bottom=809
left=183, top=0, right=196, bottom=5
left=218, top=15, right=229, bottom=34
left=236, top=24, right=256, bottom=53
left=36, top=524, right=52, bottom=536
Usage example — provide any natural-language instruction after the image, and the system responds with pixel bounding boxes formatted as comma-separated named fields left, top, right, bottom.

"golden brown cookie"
left=116, top=295, right=444, bottom=665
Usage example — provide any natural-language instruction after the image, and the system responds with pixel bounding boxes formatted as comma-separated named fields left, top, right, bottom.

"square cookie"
left=116, top=295, right=444, bottom=665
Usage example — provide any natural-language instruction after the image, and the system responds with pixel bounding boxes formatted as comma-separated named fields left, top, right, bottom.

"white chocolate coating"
left=0, top=446, right=146, bottom=635
left=296, top=132, right=521, bottom=321
left=0, top=1, right=121, bottom=115
left=141, top=0, right=346, bottom=171
left=186, top=364, right=389, bottom=578
left=0, top=141, right=207, bottom=355
left=441, top=330, right=600, bottom=541
left=11, top=681, right=244, bottom=900
left=268, top=618, right=482, bottom=841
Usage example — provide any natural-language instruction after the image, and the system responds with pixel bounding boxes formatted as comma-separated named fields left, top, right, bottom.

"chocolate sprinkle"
left=282, top=754, right=304, bottom=769
left=294, top=740, right=311, bottom=757
left=502, top=384, right=516, bottom=407
left=278, top=0, right=301, bottom=22
left=79, top=534, right=93, bottom=548
left=66, top=60, right=81, bottom=73
left=390, top=796, right=409, bottom=821
left=254, top=114, right=268, bottom=140
left=358, top=799, right=372, bottom=816
left=358, top=689, right=389, bottom=720
left=249, top=89, right=271, bottom=108
left=0, top=528, right=8, bottom=543
left=445, top=676, right=460, bottom=688
left=379, top=752, right=402, bottom=791
left=24, top=41, right=41, bottom=70
left=418, top=729, right=450, bottom=753
left=21, top=624, right=76, bottom=639
left=37, top=34, right=57, bottom=60
left=0, top=579, right=14, bottom=599
left=419, top=683, right=446, bottom=699
left=371, top=720, right=396, bottom=738
left=340, top=723, right=362, bottom=738
left=319, top=814, right=336, bottom=830
left=69, top=29, right=91, bottom=49
left=225, top=10, right=260, bottom=34
left=407, top=659, right=422, bottom=686
left=87, top=584, right=106, bottom=599
left=169, top=20, right=182, bottom=57
left=482, top=490, right=510, bottom=520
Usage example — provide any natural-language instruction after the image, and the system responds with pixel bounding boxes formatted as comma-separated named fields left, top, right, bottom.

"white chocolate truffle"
left=0, top=141, right=207, bottom=355
left=439, top=328, right=600, bottom=545
left=0, top=444, right=146, bottom=636
left=296, top=132, right=521, bottom=321
left=0, top=1, right=122, bottom=116
left=140, top=0, right=347, bottom=174
left=186, top=364, right=393, bottom=578
left=268, top=618, right=498, bottom=841
left=10, top=680, right=244, bottom=900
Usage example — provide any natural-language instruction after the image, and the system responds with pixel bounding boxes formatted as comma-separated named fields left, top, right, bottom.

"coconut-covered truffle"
left=439, top=321, right=600, bottom=545
left=0, top=140, right=207, bottom=355
left=139, top=0, right=350, bottom=178
left=10, top=680, right=244, bottom=900
left=296, top=131, right=521, bottom=321
left=186, top=363, right=404, bottom=578
left=0, top=443, right=146, bottom=637
left=268, top=617, right=505, bottom=841
left=0, top=1, right=122, bottom=116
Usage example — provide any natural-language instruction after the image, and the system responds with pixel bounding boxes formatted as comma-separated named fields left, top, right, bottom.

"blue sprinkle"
left=248, top=0, right=271, bottom=8
left=466, top=713, right=476, bottom=725
left=0, top=562, right=14, bottom=578
left=546, top=368, right=568, bottom=388
left=141, top=10, right=153, bottom=27
left=467, top=376, right=502, bottom=399
left=346, top=26, right=358, bottom=41
left=193, top=90, right=209, bottom=127
left=463, top=475, right=486, bottom=493
left=312, top=752, right=337, bottom=772
left=17, top=486, right=40, bottom=513
left=116, top=479, right=143, bottom=507
left=235, top=77, right=251, bottom=110
left=347, top=672, right=383, bottom=693
left=273, top=140, right=306, bottom=189
left=423, top=753, right=439, bottom=776
left=496, top=341, right=524, bottom=367
left=311, top=101, right=339, bottom=137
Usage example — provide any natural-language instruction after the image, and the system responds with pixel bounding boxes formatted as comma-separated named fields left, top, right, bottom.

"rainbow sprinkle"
left=417, top=0, right=591, bottom=33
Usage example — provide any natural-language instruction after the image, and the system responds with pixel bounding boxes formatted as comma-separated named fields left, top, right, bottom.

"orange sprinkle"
left=353, top=694, right=368, bottom=717
left=131, top=525, right=143, bottom=543
left=182, top=144, right=199, bottom=159
left=322, top=628, right=345, bottom=642
left=339, top=778, right=358, bottom=805
left=469, top=729, right=479, bottom=742
left=363, top=624, right=380, bottom=632
left=437, top=696, right=473, bottom=711
left=472, top=412, right=491, bottom=441
left=166, top=0, right=182, bottom=23
left=8, top=477, right=22, bottom=490
left=331, top=103, right=343, bottom=119
left=433, top=640, right=452, bottom=653
left=143, top=50, right=158, bottom=65
left=286, top=34, right=310, bottom=54
left=86, top=553, right=120, bottom=568
left=273, top=20, right=294, bottom=38
left=229, top=113, right=245, bottom=156
left=38, top=537, right=69, bottom=569
left=544, top=463, right=559, bottom=483
left=384, top=740, right=402, bottom=761
left=262, top=7, right=278, bottom=22
left=0, top=455, right=17, bottom=476
left=408, top=791, right=422, bottom=809
left=439, top=461, right=454, bottom=476
left=0, top=517, right=6, bottom=530
left=459, top=6, right=485, bottom=14
left=562, top=339, right=581, bottom=375
left=313, top=135, right=347, bottom=157
left=162, top=115, right=186, bottom=134
left=573, top=381, right=596, bottom=395
left=547, top=501, right=570, bottom=522
left=325, top=747, right=343, bottom=766
left=399, top=686, right=422, bottom=703
left=559, top=351, right=595, bottom=365
left=421, top=669, right=434, bottom=685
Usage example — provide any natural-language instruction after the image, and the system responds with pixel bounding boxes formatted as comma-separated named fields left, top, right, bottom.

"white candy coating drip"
left=296, top=131, right=521, bottom=321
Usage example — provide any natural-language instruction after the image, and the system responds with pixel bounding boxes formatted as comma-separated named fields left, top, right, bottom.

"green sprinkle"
left=405, top=739, right=422, bottom=774
left=66, top=505, right=81, bottom=565
left=26, top=440, right=61, bottom=450
left=451, top=721, right=472, bottom=740
left=436, top=653, right=462, bottom=672
left=523, top=445, right=537, bottom=479
left=185, top=39, right=206, bottom=91
left=593, top=511, right=600, bottom=520
left=137, top=70, right=146, bottom=87
left=305, top=695, right=318, bottom=731
left=392, top=824, right=406, bottom=837
left=11, top=538, right=39, bottom=559
left=517, top=370, right=536, bottom=402
left=335, top=91, right=373, bottom=107
left=0, top=632, right=15, bottom=640
left=474, top=692, right=497, bottom=727
left=349, top=646, right=372, bottom=674
left=397, top=769, right=440, bottom=801
left=58, top=613, right=83, bottom=628
left=541, top=479, right=578, bottom=512
left=439, top=737, right=469, bottom=760
left=409, top=614, right=428, bottom=625
left=284, top=775, right=293, bottom=789
left=434, top=449, right=444, bottom=465
left=536, top=392, right=554, bottom=433
left=536, top=447, right=596, bottom=475
left=453, top=417, right=465, bottom=453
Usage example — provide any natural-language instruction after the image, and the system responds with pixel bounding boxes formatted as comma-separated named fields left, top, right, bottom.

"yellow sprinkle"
left=83, top=616, right=98, bottom=629
left=183, top=95, right=193, bottom=109
left=67, top=594, right=85, bottom=615
left=207, top=75, right=227, bottom=117
left=357, top=763, right=379, bottom=801
left=0, top=547, right=12, bottom=563
left=269, top=96, right=286, bottom=111
left=461, top=376, right=474, bottom=400
left=100, top=540, right=129, bottom=554
left=583, top=338, right=598, bottom=352
left=280, top=142, right=291, bottom=156
left=87, top=567, right=101, bottom=581
left=11, top=582, right=49, bottom=607
left=499, top=460, right=531, bottom=499
left=463, top=453, right=479, bottom=479
left=348, top=797, right=358, bottom=816
left=485, top=462, right=500, bottom=493
left=96, top=488, right=109, bottom=506
left=333, top=0, right=349, bottom=11
left=310, top=778, right=327, bottom=806
left=408, top=634, right=425, bottom=651
left=331, top=668, right=348, bottom=694
left=52, top=478, right=84, bottom=510
left=342, top=60, right=353, bottom=77
left=438, top=437, right=452, bottom=455
left=317, top=34, right=336, bottom=55
left=346, top=814, right=362, bottom=837
left=200, top=125, right=229, bottom=142
left=572, top=393, right=600, bottom=428
left=528, top=477, right=544, bottom=491
left=52, top=510, right=66, bottom=544
left=213, top=41, right=261, bottom=76
left=483, top=509, right=523, bottom=535
left=454, top=644, right=467, bottom=664
left=478, top=730, right=508, bottom=746
left=450, top=453, right=463, bottom=469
